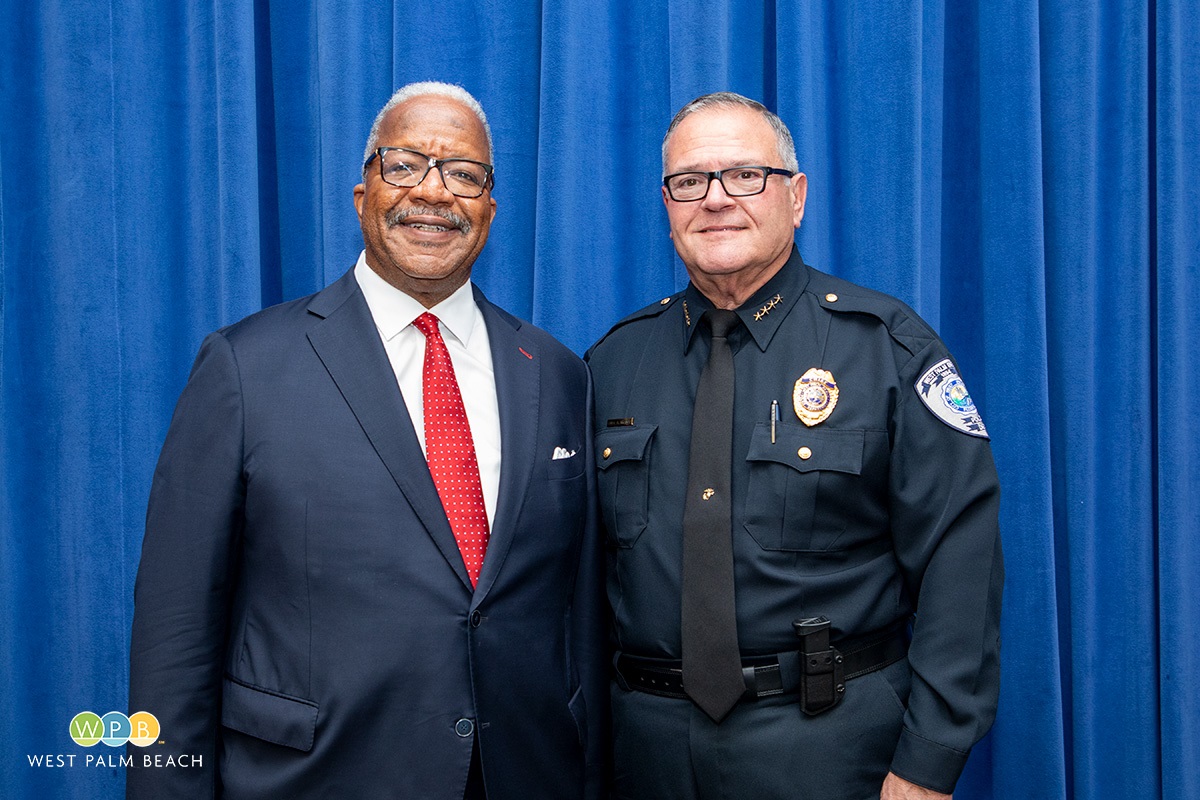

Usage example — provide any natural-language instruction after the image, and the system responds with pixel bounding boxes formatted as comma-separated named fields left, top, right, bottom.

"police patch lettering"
left=915, top=358, right=989, bottom=438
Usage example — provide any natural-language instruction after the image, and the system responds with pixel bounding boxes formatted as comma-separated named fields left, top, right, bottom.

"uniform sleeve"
left=127, top=332, right=246, bottom=799
left=886, top=342, right=1004, bottom=794
left=574, top=366, right=610, bottom=799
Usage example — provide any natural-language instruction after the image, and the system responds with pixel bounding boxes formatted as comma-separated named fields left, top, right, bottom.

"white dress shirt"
left=354, top=252, right=502, bottom=527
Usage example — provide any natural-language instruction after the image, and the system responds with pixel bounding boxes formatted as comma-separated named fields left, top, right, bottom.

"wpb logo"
left=69, top=711, right=160, bottom=747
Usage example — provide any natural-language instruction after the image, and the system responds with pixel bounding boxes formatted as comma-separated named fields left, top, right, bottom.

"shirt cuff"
left=889, top=726, right=971, bottom=795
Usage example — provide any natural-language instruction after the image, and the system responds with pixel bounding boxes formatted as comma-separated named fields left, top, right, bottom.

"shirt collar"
left=681, top=246, right=811, bottom=352
left=354, top=250, right=479, bottom=347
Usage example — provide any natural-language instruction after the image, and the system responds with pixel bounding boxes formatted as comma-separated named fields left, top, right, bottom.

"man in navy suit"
left=128, top=82, right=604, bottom=800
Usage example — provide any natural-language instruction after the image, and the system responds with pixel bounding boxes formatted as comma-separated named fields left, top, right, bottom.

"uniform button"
left=470, top=610, right=482, bottom=628
left=602, top=447, right=612, bottom=459
left=455, top=718, right=475, bottom=737
left=660, top=297, right=671, bottom=305
left=798, top=447, right=812, bottom=460
left=825, top=293, right=838, bottom=303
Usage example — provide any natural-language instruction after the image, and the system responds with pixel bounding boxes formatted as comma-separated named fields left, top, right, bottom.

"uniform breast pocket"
left=743, top=423, right=864, bottom=552
left=595, top=425, right=657, bottom=548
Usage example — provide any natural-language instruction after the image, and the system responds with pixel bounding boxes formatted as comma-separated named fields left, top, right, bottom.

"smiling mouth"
left=700, top=225, right=746, bottom=233
left=386, top=206, right=471, bottom=235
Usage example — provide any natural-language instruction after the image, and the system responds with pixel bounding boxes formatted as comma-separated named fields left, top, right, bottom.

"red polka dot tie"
left=412, top=313, right=490, bottom=587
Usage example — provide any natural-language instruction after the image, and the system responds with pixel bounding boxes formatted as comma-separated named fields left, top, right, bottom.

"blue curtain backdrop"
left=1, top=1, right=1197, bottom=798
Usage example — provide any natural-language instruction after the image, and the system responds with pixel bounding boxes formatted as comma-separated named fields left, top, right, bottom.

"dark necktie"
left=681, top=308, right=745, bottom=722
left=412, top=312, right=490, bottom=587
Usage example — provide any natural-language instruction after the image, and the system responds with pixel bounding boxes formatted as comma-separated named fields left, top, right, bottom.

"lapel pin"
left=518, top=347, right=533, bottom=360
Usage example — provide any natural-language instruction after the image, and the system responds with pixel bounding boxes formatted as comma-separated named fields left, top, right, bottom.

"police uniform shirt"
left=586, top=248, right=1003, bottom=792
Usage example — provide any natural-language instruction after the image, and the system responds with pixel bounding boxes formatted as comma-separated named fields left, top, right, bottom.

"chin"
left=692, top=256, right=752, bottom=277
left=401, top=267, right=466, bottom=285
left=392, top=251, right=465, bottom=276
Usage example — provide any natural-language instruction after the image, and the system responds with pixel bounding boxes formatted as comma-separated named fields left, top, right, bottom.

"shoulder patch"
left=914, top=358, right=989, bottom=438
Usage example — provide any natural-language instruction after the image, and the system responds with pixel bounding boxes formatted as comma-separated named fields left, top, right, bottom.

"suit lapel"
left=472, top=290, right=539, bottom=600
left=305, top=272, right=473, bottom=590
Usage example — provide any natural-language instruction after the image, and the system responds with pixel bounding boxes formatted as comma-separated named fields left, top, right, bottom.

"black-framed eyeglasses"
left=663, top=165, right=794, bottom=202
left=364, top=147, right=495, bottom=198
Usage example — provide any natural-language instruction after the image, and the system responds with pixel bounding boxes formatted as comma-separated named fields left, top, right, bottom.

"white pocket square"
left=551, top=447, right=577, bottom=460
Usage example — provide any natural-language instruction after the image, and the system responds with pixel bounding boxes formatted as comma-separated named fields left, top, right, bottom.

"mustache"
left=385, top=205, right=471, bottom=234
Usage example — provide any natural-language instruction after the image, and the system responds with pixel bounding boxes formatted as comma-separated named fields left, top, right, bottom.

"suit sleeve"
left=574, top=366, right=610, bottom=800
left=886, top=344, right=1004, bottom=794
left=127, top=332, right=246, bottom=799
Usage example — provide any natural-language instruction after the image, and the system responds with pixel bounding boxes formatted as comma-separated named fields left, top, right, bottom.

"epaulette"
left=805, top=270, right=937, bottom=358
left=589, top=292, right=683, bottom=352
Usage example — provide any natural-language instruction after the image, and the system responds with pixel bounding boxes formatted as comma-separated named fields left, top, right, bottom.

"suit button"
left=470, top=610, right=482, bottom=627
left=455, top=718, right=475, bottom=737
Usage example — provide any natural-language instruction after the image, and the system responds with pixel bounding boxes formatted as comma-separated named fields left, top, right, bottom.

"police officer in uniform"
left=587, top=93, right=1003, bottom=799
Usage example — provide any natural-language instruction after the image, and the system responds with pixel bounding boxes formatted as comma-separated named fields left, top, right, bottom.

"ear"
left=353, top=183, right=366, bottom=221
left=791, top=173, right=808, bottom=229
left=661, top=186, right=674, bottom=239
left=488, top=194, right=497, bottom=223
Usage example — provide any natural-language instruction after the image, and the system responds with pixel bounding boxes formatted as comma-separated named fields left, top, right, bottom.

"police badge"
left=915, top=358, right=989, bottom=438
left=793, top=368, right=839, bottom=427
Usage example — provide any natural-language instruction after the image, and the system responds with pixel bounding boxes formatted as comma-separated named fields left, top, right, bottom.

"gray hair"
left=662, top=92, right=798, bottom=175
left=362, top=81, right=494, bottom=169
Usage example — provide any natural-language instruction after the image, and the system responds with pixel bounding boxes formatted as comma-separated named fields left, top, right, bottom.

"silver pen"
left=770, top=400, right=779, bottom=443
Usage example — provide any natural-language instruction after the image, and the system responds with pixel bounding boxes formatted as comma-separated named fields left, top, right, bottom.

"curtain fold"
left=1, top=1, right=1195, bottom=798
left=1155, top=3, right=1200, bottom=799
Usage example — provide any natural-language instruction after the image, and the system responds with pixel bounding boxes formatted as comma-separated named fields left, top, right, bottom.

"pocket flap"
left=595, top=425, right=657, bottom=470
left=221, top=677, right=318, bottom=752
left=745, top=423, right=864, bottom=475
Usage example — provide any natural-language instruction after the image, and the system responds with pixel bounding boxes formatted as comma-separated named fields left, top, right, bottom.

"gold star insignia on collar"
left=754, top=294, right=783, bottom=321
left=683, top=300, right=692, bottom=327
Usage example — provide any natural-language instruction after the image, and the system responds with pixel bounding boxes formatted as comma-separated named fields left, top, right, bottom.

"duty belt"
left=613, top=623, right=909, bottom=716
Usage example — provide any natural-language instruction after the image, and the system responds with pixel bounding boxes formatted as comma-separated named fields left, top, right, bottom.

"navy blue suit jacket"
left=128, top=269, right=605, bottom=799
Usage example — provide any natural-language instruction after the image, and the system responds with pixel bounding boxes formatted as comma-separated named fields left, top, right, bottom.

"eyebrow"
left=380, top=145, right=486, bottom=161
left=668, top=161, right=767, bottom=173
